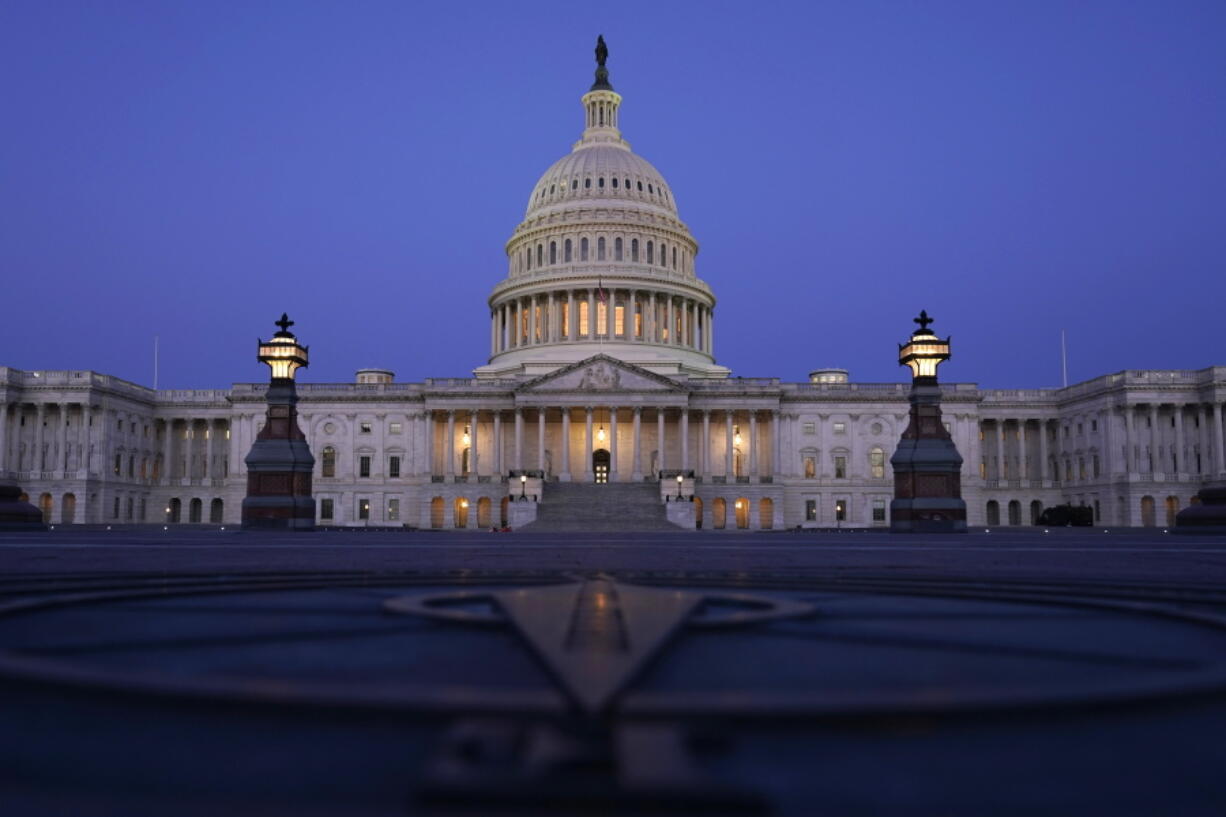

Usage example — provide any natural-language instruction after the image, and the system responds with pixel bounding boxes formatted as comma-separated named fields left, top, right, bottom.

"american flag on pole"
left=596, top=275, right=607, bottom=303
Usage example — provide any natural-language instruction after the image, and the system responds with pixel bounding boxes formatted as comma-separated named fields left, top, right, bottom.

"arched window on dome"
left=581, top=237, right=589, bottom=261
left=631, top=239, right=639, bottom=262
left=549, top=242, right=557, bottom=265
left=564, top=239, right=572, bottom=263
left=549, top=184, right=555, bottom=195
left=598, top=177, right=605, bottom=189
left=659, top=242, right=666, bottom=267
left=646, top=241, right=653, bottom=265
left=585, top=177, right=591, bottom=189
left=536, top=244, right=543, bottom=267
left=611, top=177, right=618, bottom=188
left=625, top=178, right=630, bottom=190
left=525, top=249, right=531, bottom=271
left=672, top=247, right=678, bottom=269
left=648, top=183, right=654, bottom=194
left=637, top=180, right=643, bottom=192
left=614, top=238, right=623, bottom=261
left=572, top=179, right=578, bottom=190
left=597, top=237, right=606, bottom=261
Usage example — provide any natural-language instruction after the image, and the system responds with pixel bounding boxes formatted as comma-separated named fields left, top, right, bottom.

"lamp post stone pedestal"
left=0, top=480, right=44, bottom=530
left=241, top=314, right=316, bottom=530
left=890, top=311, right=967, bottom=533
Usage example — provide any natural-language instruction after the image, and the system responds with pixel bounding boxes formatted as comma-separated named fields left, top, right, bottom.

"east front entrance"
left=593, top=449, right=610, bottom=483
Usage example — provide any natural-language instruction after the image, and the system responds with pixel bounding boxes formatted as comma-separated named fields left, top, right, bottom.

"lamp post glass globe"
left=676, top=473, right=683, bottom=498
left=520, top=473, right=527, bottom=499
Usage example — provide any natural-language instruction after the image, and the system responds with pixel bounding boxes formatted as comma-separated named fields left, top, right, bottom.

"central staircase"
left=525, top=481, right=682, bottom=532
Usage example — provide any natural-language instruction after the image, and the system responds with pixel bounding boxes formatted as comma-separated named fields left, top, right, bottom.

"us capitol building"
left=2, top=43, right=1224, bottom=531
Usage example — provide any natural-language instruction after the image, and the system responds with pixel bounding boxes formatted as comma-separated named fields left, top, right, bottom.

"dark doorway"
left=593, top=449, right=610, bottom=483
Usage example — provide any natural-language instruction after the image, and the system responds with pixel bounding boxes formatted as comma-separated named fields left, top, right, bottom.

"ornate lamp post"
left=889, top=311, right=967, bottom=533
left=241, top=314, right=316, bottom=529
left=676, top=473, right=684, bottom=500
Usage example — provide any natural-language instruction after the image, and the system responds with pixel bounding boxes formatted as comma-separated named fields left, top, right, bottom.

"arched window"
left=564, top=239, right=572, bottom=263
left=985, top=500, right=1000, bottom=526
left=658, top=242, right=666, bottom=267
left=549, top=242, right=557, bottom=265
left=672, top=247, right=678, bottom=269
left=597, top=237, right=606, bottom=260
left=322, top=446, right=336, bottom=477
left=524, top=249, right=530, bottom=271
left=585, top=177, right=591, bottom=189
left=624, top=178, right=630, bottom=190
left=598, top=177, right=605, bottom=188
left=614, top=237, right=623, bottom=261
left=648, top=183, right=654, bottom=194
left=572, top=179, right=578, bottom=190
left=631, top=239, right=639, bottom=262
left=1007, top=500, right=1021, bottom=526
left=536, top=244, right=543, bottom=266
left=549, top=184, right=555, bottom=195
left=637, top=181, right=643, bottom=191
left=611, top=177, right=618, bottom=188
left=210, top=498, right=224, bottom=524
left=870, top=447, right=885, bottom=479
left=580, top=237, right=589, bottom=261
left=646, top=241, right=654, bottom=264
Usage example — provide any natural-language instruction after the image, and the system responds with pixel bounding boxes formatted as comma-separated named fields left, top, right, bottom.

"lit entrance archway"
left=39, top=493, right=52, bottom=524
left=593, top=449, right=610, bottom=483
left=693, top=496, right=703, bottom=529
left=734, top=498, right=749, bottom=529
left=61, top=493, right=76, bottom=525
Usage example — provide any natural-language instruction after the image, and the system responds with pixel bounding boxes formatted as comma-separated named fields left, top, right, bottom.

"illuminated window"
left=803, top=422, right=815, bottom=434
left=870, top=447, right=885, bottom=479
left=579, top=301, right=589, bottom=336
left=389, top=422, right=401, bottom=434
left=357, top=498, right=370, bottom=520
left=322, top=447, right=336, bottom=477
left=872, top=499, right=886, bottom=522
left=561, top=302, right=569, bottom=338
left=634, top=307, right=642, bottom=338
left=980, top=460, right=986, bottom=478
left=833, top=422, right=846, bottom=434
left=615, top=305, right=625, bottom=336
left=596, top=302, right=608, bottom=336
left=535, top=306, right=541, bottom=340
left=359, top=456, right=371, bottom=478
left=804, top=457, right=816, bottom=478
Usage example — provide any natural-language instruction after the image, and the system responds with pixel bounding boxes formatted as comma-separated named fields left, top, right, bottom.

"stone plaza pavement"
left=2, top=527, right=1226, bottom=816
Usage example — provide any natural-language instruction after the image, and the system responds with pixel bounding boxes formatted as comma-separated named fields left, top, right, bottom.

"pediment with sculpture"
left=516, top=355, right=687, bottom=394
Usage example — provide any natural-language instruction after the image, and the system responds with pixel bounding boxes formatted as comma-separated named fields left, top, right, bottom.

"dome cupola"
left=475, top=38, right=728, bottom=381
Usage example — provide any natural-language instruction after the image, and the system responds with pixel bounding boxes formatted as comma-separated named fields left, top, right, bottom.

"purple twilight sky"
left=2, top=1, right=1223, bottom=389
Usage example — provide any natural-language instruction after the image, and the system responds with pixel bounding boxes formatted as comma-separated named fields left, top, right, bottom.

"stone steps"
left=525, top=481, right=680, bottom=532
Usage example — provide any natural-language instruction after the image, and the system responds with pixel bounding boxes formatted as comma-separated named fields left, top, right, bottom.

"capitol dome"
left=474, top=39, right=728, bottom=381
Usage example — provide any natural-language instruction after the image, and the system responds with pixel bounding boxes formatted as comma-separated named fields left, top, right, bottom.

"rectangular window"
left=389, top=422, right=402, bottom=434
left=359, top=422, right=372, bottom=434
left=320, top=498, right=334, bottom=520
left=357, top=498, right=370, bottom=520
left=833, top=422, right=846, bottom=434
left=870, top=449, right=885, bottom=479
left=803, top=456, right=816, bottom=478
left=389, top=456, right=401, bottom=478
left=980, top=460, right=986, bottom=478
left=1093, top=456, right=1100, bottom=477
left=615, top=304, right=625, bottom=336
left=387, top=498, right=400, bottom=521
left=113, top=454, right=121, bottom=476
left=834, top=456, right=846, bottom=479
left=835, top=499, right=847, bottom=522
left=872, top=499, right=886, bottom=522
left=1091, top=420, right=1098, bottom=432
left=534, top=306, right=541, bottom=341
left=561, top=302, right=569, bottom=338
left=112, top=497, right=119, bottom=519
left=597, top=301, right=608, bottom=335
left=579, top=301, right=589, bottom=335
left=359, top=456, right=371, bottom=478
left=805, top=500, right=817, bottom=521
left=802, top=422, right=815, bottom=435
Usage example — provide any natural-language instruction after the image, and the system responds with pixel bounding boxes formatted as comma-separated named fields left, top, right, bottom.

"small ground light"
left=984, top=529, right=990, bottom=533
left=1044, top=529, right=1049, bottom=534
left=106, top=526, right=111, bottom=531
left=163, top=526, right=168, bottom=531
